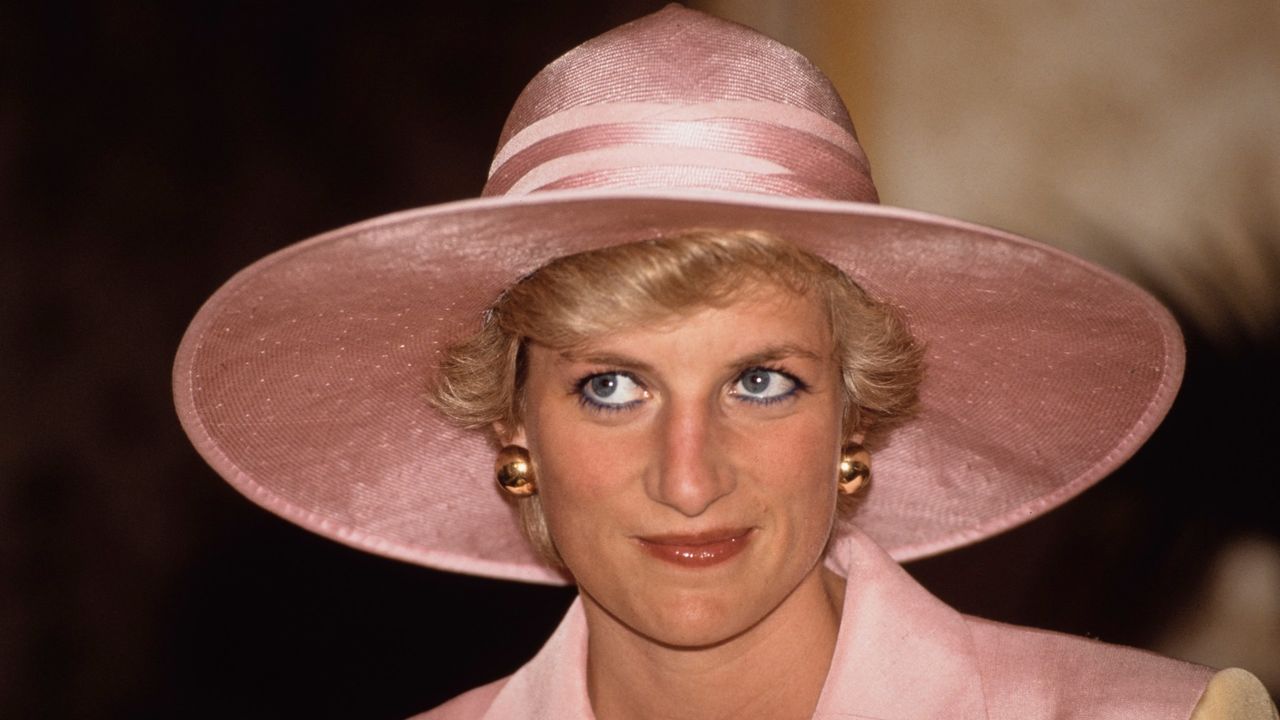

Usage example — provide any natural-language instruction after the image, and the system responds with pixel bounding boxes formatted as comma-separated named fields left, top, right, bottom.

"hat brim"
left=174, top=188, right=1182, bottom=585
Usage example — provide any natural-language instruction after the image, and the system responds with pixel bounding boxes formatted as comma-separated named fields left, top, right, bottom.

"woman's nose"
left=646, top=399, right=735, bottom=517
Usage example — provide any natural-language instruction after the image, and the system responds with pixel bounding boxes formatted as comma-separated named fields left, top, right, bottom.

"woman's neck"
left=583, top=566, right=846, bottom=720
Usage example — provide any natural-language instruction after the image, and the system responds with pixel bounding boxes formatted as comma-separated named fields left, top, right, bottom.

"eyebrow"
left=558, top=343, right=822, bottom=372
left=556, top=351, right=656, bottom=374
left=732, top=344, right=823, bottom=368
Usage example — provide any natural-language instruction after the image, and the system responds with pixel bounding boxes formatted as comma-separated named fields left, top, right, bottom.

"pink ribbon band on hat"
left=490, top=101, right=868, bottom=167
left=484, top=101, right=878, bottom=202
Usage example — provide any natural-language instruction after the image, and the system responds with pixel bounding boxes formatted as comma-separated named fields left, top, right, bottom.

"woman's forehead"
left=613, top=278, right=815, bottom=328
left=550, top=285, right=834, bottom=361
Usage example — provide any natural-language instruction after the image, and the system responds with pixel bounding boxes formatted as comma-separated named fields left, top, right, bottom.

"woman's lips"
left=636, top=528, right=754, bottom=567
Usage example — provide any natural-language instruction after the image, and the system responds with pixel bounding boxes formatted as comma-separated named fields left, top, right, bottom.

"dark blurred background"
left=3, top=2, right=1277, bottom=718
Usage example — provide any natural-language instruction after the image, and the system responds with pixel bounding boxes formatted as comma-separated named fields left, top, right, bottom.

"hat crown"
left=482, top=5, right=879, bottom=203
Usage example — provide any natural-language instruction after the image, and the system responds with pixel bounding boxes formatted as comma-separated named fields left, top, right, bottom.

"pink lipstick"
left=636, top=528, right=753, bottom=567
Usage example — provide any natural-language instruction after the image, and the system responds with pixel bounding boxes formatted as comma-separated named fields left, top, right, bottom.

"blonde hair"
left=432, top=229, right=924, bottom=564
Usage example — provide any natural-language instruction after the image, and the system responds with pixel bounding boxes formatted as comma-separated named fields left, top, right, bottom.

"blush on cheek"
left=751, top=425, right=841, bottom=485
left=533, top=470, right=608, bottom=554
left=536, top=499, right=590, bottom=572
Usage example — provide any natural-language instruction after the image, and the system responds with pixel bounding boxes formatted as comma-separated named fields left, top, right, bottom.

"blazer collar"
left=813, top=528, right=989, bottom=719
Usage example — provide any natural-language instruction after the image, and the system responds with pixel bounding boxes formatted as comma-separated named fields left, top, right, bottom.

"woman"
left=174, top=6, right=1276, bottom=719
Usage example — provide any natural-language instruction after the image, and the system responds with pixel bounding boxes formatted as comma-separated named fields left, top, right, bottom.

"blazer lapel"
left=814, top=529, right=989, bottom=719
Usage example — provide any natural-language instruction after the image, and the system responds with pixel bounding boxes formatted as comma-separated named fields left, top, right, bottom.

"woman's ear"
left=845, top=429, right=866, bottom=446
left=493, top=421, right=527, bottom=448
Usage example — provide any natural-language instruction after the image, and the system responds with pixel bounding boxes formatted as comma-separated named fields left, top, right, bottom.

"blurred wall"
left=702, top=0, right=1280, bottom=341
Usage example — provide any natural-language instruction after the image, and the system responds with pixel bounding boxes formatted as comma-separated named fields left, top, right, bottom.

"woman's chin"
left=588, top=585, right=774, bottom=650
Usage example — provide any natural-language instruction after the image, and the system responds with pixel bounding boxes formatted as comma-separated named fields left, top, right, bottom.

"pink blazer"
left=419, top=529, right=1218, bottom=719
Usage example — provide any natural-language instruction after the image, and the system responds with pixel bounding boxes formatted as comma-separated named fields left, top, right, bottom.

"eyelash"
left=571, top=365, right=809, bottom=413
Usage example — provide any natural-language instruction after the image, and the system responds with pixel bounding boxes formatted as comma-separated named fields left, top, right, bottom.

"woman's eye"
left=579, top=372, right=646, bottom=408
left=731, top=367, right=799, bottom=403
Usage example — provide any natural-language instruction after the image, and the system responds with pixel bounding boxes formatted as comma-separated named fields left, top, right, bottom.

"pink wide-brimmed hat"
left=173, top=5, right=1183, bottom=585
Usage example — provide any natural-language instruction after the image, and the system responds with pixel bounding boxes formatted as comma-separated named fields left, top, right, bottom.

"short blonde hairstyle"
left=432, top=229, right=924, bottom=565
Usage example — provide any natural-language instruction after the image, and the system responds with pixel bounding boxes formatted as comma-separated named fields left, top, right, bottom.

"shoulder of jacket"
left=963, top=615, right=1214, bottom=719
left=408, top=677, right=510, bottom=720
left=1189, top=669, right=1278, bottom=720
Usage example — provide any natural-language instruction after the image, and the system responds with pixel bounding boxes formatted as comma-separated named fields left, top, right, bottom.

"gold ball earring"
left=838, top=442, right=871, bottom=495
left=495, top=445, right=537, bottom=497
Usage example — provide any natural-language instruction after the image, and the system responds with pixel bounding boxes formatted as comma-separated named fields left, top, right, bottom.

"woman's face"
left=512, top=284, right=846, bottom=648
